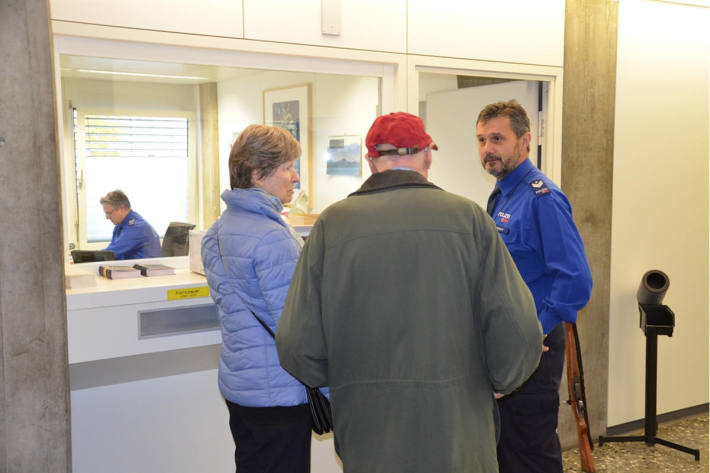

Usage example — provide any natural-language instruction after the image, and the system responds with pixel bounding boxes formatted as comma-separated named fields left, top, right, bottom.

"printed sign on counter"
left=167, top=286, right=210, bottom=300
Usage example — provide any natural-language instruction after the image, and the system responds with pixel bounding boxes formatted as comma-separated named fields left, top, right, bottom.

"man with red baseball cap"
left=277, top=112, right=542, bottom=473
left=365, top=111, right=438, bottom=159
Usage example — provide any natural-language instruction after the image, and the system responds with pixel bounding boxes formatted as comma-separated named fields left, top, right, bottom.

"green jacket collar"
left=350, top=169, right=441, bottom=196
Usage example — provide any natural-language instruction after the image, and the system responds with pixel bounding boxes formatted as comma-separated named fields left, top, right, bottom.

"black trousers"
left=497, top=322, right=565, bottom=473
left=226, top=400, right=312, bottom=473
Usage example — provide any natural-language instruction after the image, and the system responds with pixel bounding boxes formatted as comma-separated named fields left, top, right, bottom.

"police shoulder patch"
left=529, top=179, right=550, bottom=196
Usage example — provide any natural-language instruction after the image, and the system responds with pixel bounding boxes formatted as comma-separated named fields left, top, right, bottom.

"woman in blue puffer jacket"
left=201, top=124, right=310, bottom=473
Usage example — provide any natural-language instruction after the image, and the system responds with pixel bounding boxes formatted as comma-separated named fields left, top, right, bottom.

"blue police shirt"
left=104, top=210, right=162, bottom=260
left=489, top=158, right=592, bottom=334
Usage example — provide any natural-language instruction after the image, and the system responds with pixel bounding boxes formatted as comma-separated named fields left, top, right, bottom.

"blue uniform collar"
left=498, top=158, right=534, bottom=197
left=117, top=209, right=138, bottom=228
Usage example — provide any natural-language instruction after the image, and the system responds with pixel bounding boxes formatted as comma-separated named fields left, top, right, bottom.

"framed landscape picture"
left=326, top=135, right=362, bottom=176
left=263, top=84, right=312, bottom=204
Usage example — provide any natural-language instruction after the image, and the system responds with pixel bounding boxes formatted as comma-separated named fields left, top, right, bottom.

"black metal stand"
left=598, top=305, right=700, bottom=461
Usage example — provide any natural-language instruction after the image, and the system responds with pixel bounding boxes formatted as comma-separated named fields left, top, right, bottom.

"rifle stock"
left=565, top=322, right=596, bottom=473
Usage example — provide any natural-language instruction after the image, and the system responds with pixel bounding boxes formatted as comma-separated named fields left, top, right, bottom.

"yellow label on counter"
left=167, top=286, right=210, bottom=300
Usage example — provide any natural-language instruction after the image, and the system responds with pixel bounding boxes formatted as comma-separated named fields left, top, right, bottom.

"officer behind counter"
left=100, top=190, right=161, bottom=260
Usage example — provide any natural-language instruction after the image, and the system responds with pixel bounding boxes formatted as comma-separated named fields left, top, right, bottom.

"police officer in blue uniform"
left=476, top=100, right=592, bottom=473
left=100, top=190, right=162, bottom=260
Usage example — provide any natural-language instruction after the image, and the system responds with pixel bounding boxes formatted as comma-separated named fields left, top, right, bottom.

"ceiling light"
left=74, top=69, right=210, bottom=81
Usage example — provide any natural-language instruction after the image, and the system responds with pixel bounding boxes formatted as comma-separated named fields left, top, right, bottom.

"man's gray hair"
left=100, top=190, right=131, bottom=209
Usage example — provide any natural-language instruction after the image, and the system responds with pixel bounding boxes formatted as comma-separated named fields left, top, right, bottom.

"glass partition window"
left=75, top=112, right=191, bottom=242
left=58, top=54, right=382, bottom=251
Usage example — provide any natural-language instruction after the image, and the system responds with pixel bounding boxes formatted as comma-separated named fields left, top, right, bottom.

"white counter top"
left=65, top=256, right=220, bottom=364
left=66, top=256, right=210, bottom=309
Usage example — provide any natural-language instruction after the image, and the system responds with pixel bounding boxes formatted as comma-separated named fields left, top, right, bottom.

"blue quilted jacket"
left=201, top=188, right=307, bottom=407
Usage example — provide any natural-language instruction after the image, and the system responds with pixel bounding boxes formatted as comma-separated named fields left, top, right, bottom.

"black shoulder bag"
left=249, top=310, right=333, bottom=435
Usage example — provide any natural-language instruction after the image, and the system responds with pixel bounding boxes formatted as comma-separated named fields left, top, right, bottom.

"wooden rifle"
left=565, top=322, right=596, bottom=473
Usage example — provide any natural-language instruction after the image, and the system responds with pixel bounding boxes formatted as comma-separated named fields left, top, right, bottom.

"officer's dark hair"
left=229, top=124, right=301, bottom=189
left=476, top=99, right=531, bottom=152
left=100, top=190, right=131, bottom=210
left=477, top=99, right=531, bottom=136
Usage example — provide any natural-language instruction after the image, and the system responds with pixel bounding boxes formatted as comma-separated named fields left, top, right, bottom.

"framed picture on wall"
left=326, top=135, right=362, bottom=176
left=263, top=84, right=312, bottom=205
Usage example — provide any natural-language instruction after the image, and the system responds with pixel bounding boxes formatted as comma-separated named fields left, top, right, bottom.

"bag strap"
left=249, top=309, right=276, bottom=339
left=249, top=309, right=319, bottom=393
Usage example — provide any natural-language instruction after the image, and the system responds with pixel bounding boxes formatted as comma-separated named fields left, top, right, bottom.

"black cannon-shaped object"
left=637, top=270, right=674, bottom=337
left=599, top=269, right=699, bottom=461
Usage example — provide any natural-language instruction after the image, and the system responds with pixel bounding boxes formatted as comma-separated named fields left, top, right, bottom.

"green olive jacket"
left=277, top=170, right=542, bottom=473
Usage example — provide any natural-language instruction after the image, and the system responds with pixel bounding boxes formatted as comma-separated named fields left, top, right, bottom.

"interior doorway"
left=418, top=72, right=547, bottom=207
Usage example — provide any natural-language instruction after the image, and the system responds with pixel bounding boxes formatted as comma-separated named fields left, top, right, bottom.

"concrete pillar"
left=558, top=0, right=618, bottom=449
left=0, top=0, right=71, bottom=472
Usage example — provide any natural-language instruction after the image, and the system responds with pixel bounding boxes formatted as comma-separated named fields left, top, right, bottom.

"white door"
left=425, top=80, right=541, bottom=208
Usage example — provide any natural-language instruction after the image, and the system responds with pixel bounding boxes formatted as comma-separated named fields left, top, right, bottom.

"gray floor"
left=562, top=412, right=709, bottom=472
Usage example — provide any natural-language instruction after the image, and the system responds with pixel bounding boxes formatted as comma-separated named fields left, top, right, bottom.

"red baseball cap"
left=365, top=112, right=438, bottom=158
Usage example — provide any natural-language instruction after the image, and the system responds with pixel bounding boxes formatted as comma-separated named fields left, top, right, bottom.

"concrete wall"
left=558, top=0, right=618, bottom=447
left=0, top=0, right=71, bottom=471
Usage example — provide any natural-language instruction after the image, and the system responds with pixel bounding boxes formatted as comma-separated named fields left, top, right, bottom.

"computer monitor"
left=71, top=250, right=115, bottom=263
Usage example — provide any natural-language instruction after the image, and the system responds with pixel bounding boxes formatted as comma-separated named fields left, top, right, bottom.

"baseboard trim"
left=606, top=403, right=709, bottom=436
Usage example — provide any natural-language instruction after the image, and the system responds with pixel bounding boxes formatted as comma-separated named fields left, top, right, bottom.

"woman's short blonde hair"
left=229, top=124, right=301, bottom=189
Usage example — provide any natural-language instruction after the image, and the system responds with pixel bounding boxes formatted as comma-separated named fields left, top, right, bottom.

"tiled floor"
left=562, top=412, right=709, bottom=472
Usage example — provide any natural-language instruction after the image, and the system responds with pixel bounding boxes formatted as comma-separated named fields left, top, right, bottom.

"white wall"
left=51, top=0, right=244, bottom=37
left=51, top=0, right=564, bottom=65
left=217, top=71, right=379, bottom=214
left=408, top=0, right=565, bottom=66
left=608, top=0, right=709, bottom=426
left=244, top=0, right=406, bottom=53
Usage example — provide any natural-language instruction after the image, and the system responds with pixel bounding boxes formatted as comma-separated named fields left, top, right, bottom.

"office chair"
left=161, top=222, right=196, bottom=257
